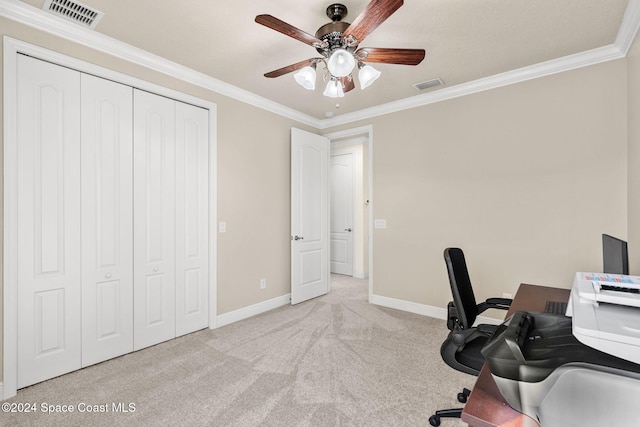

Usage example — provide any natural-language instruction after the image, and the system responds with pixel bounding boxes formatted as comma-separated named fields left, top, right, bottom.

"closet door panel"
left=16, top=55, right=82, bottom=388
left=133, top=90, right=176, bottom=350
left=81, top=74, right=134, bottom=366
left=175, top=102, right=209, bottom=336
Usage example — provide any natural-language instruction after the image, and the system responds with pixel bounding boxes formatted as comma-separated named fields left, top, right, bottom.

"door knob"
left=345, top=228, right=352, bottom=232
left=293, top=235, right=304, bottom=241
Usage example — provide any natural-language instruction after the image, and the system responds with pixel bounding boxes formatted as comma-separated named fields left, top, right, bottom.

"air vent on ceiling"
left=413, top=78, right=444, bottom=92
left=43, top=0, right=104, bottom=29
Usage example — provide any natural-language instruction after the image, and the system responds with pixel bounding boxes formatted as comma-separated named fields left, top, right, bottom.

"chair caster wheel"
left=429, top=415, right=441, bottom=426
left=458, top=387, right=471, bottom=403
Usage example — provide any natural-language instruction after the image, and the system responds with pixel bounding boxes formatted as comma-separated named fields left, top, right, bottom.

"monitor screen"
left=602, top=234, right=629, bottom=275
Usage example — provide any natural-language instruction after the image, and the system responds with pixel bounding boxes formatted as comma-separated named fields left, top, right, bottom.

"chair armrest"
left=477, top=297, right=512, bottom=314
left=486, top=297, right=512, bottom=307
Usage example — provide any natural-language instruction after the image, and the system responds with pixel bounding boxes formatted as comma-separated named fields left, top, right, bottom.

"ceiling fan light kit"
left=256, top=0, right=425, bottom=98
left=358, top=63, right=382, bottom=90
left=294, top=65, right=317, bottom=90
left=323, top=79, right=345, bottom=98
left=327, top=48, right=356, bottom=77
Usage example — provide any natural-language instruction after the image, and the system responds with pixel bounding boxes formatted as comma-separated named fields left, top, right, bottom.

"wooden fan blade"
left=356, top=48, right=425, bottom=65
left=342, top=0, right=404, bottom=45
left=340, top=75, right=355, bottom=93
left=264, top=58, right=317, bottom=78
left=256, top=15, right=327, bottom=48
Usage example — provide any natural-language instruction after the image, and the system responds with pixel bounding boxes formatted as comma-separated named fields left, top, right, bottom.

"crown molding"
left=1, top=0, right=639, bottom=130
left=616, top=0, right=640, bottom=55
left=319, top=44, right=626, bottom=128
left=0, top=0, right=322, bottom=129
left=319, top=0, right=640, bottom=128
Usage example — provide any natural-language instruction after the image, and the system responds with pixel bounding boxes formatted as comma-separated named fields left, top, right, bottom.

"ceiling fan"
left=255, top=0, right=425, bottom=98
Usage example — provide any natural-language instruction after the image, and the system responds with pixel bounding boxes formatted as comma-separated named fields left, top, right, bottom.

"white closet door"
left=16, top=55, right=82, bottom=387
left=81, top=74, right=134, bottom=366
left=175, top=102, right=209, bottom=336
left=133, top=90, right=176, bottom=350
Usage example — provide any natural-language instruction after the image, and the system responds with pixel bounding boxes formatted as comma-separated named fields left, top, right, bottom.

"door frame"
left=323, top=126, right=373, bottom=302
left=2, top=37, right=218, bottom=399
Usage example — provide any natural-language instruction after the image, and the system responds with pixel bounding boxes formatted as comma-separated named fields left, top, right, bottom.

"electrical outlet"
left=374, top=219, right=387, bottom=229
left=503, top=292, right=513, bottom=299
left=260, top=278, right=266, bottom=289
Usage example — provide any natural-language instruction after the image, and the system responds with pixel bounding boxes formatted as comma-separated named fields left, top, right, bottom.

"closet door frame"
left=3, top=37, right=218, bottom=400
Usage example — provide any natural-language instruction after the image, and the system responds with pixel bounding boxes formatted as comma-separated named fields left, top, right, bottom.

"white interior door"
left=133, top=89, right=176, bottom=350
left=330, top=153, right=354, bottom=275
left=175, top=102, right=209, bottom=336
left=291, top=128, right=329, bottom=304
left=81, top=74, right=134, bottom=367
left=16, top=55, right=82, bottom=388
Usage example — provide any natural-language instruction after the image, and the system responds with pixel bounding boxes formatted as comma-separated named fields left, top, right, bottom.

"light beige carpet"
left=3, top=275, right=470, bottom=426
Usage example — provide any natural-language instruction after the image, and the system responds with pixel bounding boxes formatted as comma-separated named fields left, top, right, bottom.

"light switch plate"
left=219, top=221, right=227, bottom=233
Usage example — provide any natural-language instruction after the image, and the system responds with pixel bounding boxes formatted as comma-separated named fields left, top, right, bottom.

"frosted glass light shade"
left=358, top=64, right=381, bottom=89
left=293, top=66, right=316, bottom=90
left=327, top=49, right=356, bottom=78
left=323, top=79, right=344, bottom=98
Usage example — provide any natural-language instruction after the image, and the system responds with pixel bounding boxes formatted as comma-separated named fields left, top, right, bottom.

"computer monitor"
left=602, top=234, right=629, bottom=275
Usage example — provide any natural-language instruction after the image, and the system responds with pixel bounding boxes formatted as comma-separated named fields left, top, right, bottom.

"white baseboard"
left=353, top=270, right=368, bottom=279
left=371, top=294, right=448, bottom=318
left=0, top=382, right=4, bottom=400
left=214, top=291, right=502, bottom=330
left=215, top=294, right=291, bottom=328
left=370, top=294, right=503, bottom=325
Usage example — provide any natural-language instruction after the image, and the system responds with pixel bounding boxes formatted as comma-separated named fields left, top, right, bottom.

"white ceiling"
left=16, top=0, right=632, bottom=120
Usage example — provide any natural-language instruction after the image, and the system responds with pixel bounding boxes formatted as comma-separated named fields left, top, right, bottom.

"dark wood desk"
left=461, top=284, right=571, bottom=427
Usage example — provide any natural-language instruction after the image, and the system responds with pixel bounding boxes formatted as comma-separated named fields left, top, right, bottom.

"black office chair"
left=429, top=247, right=512, bottom=427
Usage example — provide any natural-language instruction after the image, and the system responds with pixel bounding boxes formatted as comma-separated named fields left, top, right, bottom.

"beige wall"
left=216, top=105, right=295, bottom=312
left=328, top=59, right=629, bottom=312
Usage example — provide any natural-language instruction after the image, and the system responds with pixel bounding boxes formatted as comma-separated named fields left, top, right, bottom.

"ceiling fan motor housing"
left=315, top=21, right=353, bottom=55
left=315, top=3, right=355, bottom=55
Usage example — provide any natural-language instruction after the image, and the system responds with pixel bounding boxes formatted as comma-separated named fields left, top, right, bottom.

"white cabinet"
left=15, top=55, right=210, bottom=387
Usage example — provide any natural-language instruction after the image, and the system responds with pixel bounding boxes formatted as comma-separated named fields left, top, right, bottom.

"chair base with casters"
left=428, top=304, right=496, bottom=426
left=428, top=388, right=470, bottom=426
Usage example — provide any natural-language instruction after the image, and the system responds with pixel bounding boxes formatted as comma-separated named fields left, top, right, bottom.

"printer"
left=480, top=273, right=640, bottom=427
left=568, top=272, right=640, bottom=364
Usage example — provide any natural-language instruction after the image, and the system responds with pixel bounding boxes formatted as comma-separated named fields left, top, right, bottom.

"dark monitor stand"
left=602, top=233, right=629, bottom=275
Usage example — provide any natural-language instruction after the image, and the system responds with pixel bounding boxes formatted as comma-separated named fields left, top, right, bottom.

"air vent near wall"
left=43, top=0, right=104, bottom=29
left=413, top=78, right=444, bottom=91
